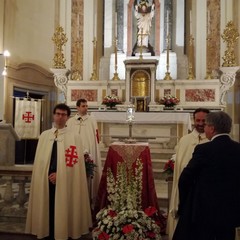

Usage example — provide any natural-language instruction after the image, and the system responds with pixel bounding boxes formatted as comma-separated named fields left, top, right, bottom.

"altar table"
left=94, top=141, right=166, bottom=233
left=91, top=111, right=192, bottom=130
left=91, top=111, right=192, bottom=147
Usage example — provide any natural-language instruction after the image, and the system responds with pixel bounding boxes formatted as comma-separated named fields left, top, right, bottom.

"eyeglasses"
left=54, top=112, right=68, bottom=117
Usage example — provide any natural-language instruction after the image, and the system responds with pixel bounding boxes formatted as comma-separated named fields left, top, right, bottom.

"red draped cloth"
left=94, top=142, right=166, bottom=233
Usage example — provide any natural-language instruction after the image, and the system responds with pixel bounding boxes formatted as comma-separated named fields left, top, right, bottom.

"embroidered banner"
left=14, top=98, right=41, bottom=139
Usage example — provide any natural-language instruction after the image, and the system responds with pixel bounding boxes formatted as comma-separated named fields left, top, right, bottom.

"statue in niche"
left=132, top=0, right=155, bottom=56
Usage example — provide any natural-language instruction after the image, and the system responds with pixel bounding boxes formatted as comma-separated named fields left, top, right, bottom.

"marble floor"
left=0, top=220, right=169, bottom=239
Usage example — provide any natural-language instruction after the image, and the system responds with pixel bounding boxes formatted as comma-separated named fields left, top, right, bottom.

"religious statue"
left=132, top=0, right=155, bottom=56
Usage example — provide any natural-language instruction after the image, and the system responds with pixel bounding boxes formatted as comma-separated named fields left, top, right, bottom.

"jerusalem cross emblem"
left=22, top=111, right=35, bottom=123
left=65, top=145, right=78, bottom=167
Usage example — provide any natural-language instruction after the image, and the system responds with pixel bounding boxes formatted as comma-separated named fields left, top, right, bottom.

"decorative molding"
left=50, top=68, right=70, bottom=103
left=219, top=66, right=240, bottom=105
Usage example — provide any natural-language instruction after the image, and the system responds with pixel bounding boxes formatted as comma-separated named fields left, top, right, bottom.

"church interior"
left=0, top=0, right=240, bottom=239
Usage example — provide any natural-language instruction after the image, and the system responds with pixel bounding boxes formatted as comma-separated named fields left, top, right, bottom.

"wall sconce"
left=2, top=50, right=10, bottom=76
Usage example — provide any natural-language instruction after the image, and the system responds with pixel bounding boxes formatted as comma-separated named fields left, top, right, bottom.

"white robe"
left=67, top=113, right=102, bottom=207
left=25, top=127, right=92, bottom=240
left=167, top=129, right=209, bottom=240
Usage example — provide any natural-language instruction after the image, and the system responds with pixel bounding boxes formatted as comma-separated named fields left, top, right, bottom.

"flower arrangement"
left=92, top=159, right=162, bottom=240
left=102, top=95, right=121, bottom=108
left=160, top=95, right=179, bottom=107
left=84, top=150, right=97, bottom=178
left=163, top=154, right=175, bottom=175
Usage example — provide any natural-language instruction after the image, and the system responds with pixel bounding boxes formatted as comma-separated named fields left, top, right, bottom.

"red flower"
left=122, top=224, right=134, bottom=234
left=144, top=206, right=157, bottom=217
left=146, top=231, right=156, bottom=238
left=98, top=232, right=110, bottom=240
left=108, top=209, right=117, bottom=217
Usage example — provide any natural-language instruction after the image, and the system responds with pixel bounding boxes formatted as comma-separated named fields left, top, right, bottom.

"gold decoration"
left=221, top=21, right=239, bottom=67
left=90, top=38, right=98, bottom=80
left=164, top=34, right=172, bottom=80
left=132, top=70, right=150, bottom=97
left=112, top=37, right=120, bottom=80
left=52, top=26, right=68, bottom=69
left=187, top=35, right=195, bottom=80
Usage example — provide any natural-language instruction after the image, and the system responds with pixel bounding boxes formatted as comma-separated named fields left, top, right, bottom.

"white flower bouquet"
left=160, top=95, right=179, bottom=107
left=102, top=95, right=121, bottom=108
left=92, top=159, right=162, bottom=240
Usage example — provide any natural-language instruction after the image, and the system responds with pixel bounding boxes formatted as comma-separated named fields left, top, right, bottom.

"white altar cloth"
left=91, top=112, right=192, bottom=131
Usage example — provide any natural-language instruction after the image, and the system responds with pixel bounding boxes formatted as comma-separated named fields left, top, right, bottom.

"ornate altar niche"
left=131, top=69, right=150, bottom=111
left=124, top=59, right=158, bottom=111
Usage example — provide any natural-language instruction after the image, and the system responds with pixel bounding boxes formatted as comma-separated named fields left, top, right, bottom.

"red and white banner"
left=14, top=98, right=41, bottom=139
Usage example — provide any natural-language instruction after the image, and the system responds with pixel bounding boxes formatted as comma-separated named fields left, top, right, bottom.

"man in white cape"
left=66, top=98, right=101, bottom=208
left=167, top=108, right=210, bottom=239
left=26, top=103, right=92, bottom=240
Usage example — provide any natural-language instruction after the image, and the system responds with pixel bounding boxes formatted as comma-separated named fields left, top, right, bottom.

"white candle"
left=207, top=10, right=210, bottom=35
left=190, top=10, right=192, bottom=35
left=77, top=14, right=79, bottom=39
left=93, top=0, right=97, bottom=37
left=115, top=12, right=117, bottom=38
left=166, top=10, right=169, bottom=36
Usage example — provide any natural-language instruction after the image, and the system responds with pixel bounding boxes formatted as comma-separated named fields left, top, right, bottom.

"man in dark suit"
left=173, top=111, right=240, bottom=240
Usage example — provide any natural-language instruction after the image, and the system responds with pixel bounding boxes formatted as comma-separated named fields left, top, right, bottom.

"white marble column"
left=149, top=67, right=156, bottom=105
left=194, top=0, right=207, bottom=79
left=104, top=0, right=114, bottom=51
left=175, top=0, right=185, bottom=50
left=125, top=66, right=131, bottom=104
left=0, top=0, right=4, bottom=53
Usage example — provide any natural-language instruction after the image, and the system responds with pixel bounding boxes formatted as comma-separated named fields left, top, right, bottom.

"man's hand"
left=170, top=208, right=179, bottom=219
left=49, top=172, right=56, bottom=184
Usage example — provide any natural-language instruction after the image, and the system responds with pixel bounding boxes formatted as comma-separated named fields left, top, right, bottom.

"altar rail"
left=0, top=166, right=32, bottom=226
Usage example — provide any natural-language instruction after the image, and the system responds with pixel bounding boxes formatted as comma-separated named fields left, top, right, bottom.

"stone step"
left=154, top=179, right=169, bottom=212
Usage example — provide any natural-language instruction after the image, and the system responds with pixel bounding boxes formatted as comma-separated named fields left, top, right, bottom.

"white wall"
left=0, top=55, right=4, bottom=120
left=3, top=0, right=56, bottom=70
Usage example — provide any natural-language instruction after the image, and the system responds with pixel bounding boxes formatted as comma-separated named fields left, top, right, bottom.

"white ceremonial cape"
left=67, top=113, right=102, bottom=206
left=167, top=129, right=209, bottom=240
left=25, top=127, right=92, bottom=240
